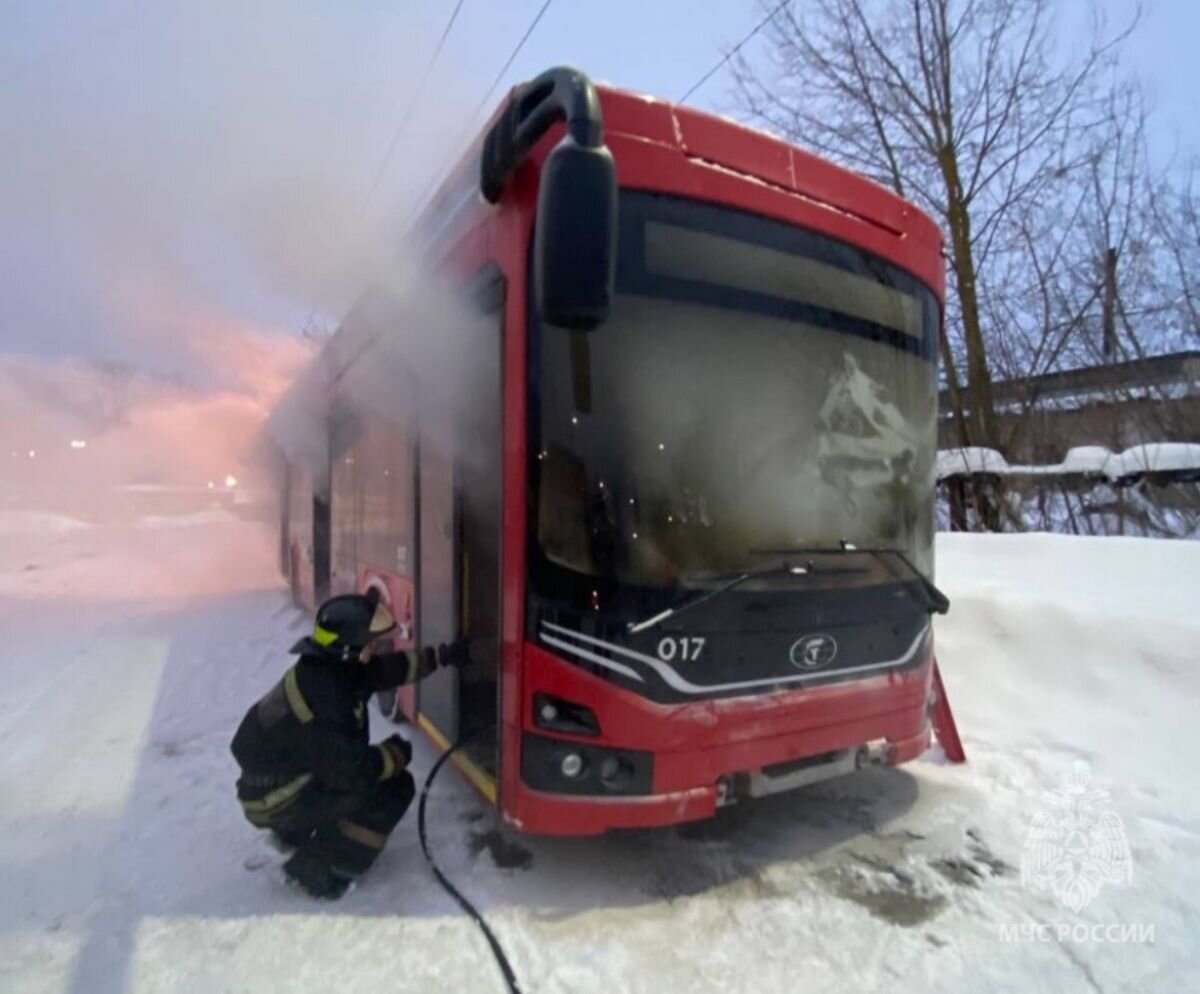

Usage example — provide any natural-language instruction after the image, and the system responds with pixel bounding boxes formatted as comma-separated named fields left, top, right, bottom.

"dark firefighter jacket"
left=231, top=645, right=433, bottom=801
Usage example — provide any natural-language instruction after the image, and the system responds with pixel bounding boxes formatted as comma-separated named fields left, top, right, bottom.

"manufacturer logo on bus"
left=789, top=633, right=838, bottom=670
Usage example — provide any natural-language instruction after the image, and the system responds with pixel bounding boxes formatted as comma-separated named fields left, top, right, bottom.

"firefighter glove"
left=437, top=638, right=472, bottom=670
left=416, top=647, right=439, bottom=679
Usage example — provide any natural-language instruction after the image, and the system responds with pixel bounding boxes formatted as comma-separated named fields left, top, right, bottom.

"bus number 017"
left=657, top=636, right=706, bottom=662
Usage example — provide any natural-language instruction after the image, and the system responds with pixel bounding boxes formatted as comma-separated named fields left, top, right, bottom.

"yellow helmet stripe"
left=312, top=624, right=338, bottom=647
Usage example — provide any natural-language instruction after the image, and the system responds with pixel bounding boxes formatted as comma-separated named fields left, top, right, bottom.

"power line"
left=300, top=1, right=468, bottom=338
left=467, top=0, right=555, bottom=124
left=365, top=0, right=468, bottom=199
left=407, top=0, right=556, bottom=225
left=678, top=0, right=790, bottom=105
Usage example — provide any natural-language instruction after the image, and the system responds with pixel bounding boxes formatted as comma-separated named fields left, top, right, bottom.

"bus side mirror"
left=536, top=137, right=617, bottom=331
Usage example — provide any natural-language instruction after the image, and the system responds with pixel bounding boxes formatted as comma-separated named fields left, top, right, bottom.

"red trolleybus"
left=270, top=67, right=960, bottom=836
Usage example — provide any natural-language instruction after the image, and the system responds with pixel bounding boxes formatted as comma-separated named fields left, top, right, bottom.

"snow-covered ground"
left=2, top=510, right=1197, bottom=993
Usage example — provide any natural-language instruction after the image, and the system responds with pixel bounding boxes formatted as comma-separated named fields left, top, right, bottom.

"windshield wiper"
left=750, top=542, right=950, bottom=615
left=625, top=560, right=855, bottom=635
left=627, top=572, right=751, bottom=634
left=625, top=545, right=948, bottom=636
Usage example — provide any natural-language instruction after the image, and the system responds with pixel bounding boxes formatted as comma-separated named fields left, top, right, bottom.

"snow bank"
left=936, top=446, right=1011, bottom=478
left=938, top=442, right=1200, bottom=481
left=137, top=509, right=241, bottom=528
left=1057, top=445, right=1115, bottom=475
left=0, top=510, right=92, bottom=534
left=1110, top=442, right=1200, bottom=477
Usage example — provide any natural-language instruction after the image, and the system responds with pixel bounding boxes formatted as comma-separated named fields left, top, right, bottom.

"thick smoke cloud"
left=3, top=2, right=474, bottom=355
left=0, top=2, right=476, bottom=510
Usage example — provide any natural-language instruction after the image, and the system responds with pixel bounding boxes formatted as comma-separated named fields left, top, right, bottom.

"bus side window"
left=355, top=416, right=414, bottom=579
left=329, top=417, right=361, bottom=594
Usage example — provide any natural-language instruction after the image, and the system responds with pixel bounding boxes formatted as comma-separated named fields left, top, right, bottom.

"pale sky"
left=1, top=0, right=1194, bottom=378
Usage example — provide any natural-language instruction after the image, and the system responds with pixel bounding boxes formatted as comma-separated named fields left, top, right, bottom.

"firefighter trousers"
left=240, top=772, right=415, bottom=878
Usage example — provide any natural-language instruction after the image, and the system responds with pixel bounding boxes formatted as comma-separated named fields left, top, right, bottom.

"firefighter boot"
left=283, top=849, right=354, bottom=900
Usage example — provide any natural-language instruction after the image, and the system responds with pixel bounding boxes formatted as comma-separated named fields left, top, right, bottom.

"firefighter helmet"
left=292, top=591, right=396, bottom=659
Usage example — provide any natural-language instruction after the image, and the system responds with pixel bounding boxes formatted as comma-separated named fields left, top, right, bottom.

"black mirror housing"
left=478, top=67, right=618, bottom=331
left=536, top=138, right=617, bottom=331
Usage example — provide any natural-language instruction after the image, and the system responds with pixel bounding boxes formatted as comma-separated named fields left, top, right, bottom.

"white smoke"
left=0, top=2, right=480, bottom=515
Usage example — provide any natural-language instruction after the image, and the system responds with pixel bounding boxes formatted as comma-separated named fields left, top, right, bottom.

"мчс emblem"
left=790, top=633, right=838, bottom=670
left=1020, top=761, right=1133, bottom=913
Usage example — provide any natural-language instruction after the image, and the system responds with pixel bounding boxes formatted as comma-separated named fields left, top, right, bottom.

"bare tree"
left=1148, top=163, right=1200, bottom=351
left=731, top=0, right=1135, bottom=527
left=1012, top=82, right=1200, bottom=453
left=991, top=80, right=1151, bottom=456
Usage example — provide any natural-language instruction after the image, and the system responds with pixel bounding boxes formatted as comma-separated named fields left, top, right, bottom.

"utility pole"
left=1102, top=246, right=1119, bottom=361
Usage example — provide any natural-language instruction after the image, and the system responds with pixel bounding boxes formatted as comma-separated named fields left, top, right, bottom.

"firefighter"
left=231, top=588, right=469, bottom=899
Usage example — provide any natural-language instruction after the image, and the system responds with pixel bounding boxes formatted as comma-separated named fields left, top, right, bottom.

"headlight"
left=533, top=692, right=600, bottom=736
left=521, top=733, right=653, bottom=796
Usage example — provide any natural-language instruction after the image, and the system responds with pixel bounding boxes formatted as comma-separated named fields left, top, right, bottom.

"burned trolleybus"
left=270, top=67, right=963, bottom=836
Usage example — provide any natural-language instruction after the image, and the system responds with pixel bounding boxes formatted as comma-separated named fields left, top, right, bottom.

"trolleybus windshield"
left=531, top=191, right=940, bottom=595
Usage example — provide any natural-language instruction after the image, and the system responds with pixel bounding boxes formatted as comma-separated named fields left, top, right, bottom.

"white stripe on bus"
left=541, top=621, right=929, bottom=696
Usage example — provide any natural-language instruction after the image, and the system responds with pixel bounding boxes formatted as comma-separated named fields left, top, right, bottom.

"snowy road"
left=1, top=510, right=1197, bottom=993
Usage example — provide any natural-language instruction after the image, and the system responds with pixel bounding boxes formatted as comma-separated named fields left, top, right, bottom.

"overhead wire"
left=365, top=0, right=468, bottom=200
left=299, top=0, right=468, bottom=337
left=466, top=0, right=555, bottom=126
left=406, top=0, right=557, bottom=225
left=677, top=0, right=790, bottom=105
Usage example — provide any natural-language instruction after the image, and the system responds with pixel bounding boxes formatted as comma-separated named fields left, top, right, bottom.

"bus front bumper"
left=506, top=722, right=931, bottom=836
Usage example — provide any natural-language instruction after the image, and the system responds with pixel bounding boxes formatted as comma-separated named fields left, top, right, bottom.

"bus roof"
left=417, top=78, right=942, bottom=257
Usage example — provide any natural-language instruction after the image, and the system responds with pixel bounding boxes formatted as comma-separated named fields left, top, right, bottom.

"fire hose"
left=417, top=726, right=523, bottom=994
